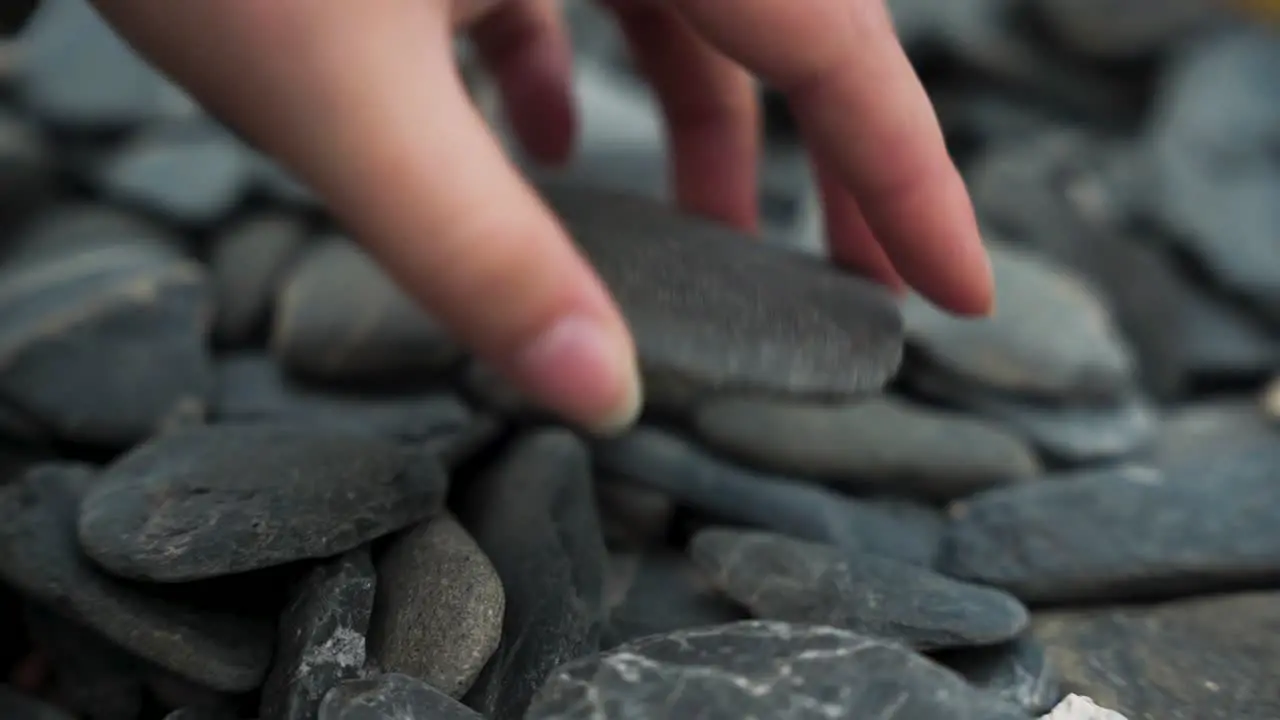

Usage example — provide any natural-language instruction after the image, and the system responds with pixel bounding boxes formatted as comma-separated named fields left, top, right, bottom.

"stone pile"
left=0, top=1, right=1276, bottom=719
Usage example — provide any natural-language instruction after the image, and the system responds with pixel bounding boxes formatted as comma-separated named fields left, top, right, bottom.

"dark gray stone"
left=526, top=621, right=1026, bottom=720
left=903, top=240, right=1135, bottom=405
left=602, top=551, right=747, bottom=649
left=595, top=478, right=675, bottom=552
left=210, top=213, right=309, bottom=345
left=0, top=109, right=53, bottom=227
left=935, top=636, right=1063, bottom=715
left=910, top=365, right=1157, bottom=464
left=1029, top=0, right=1213, bottom=58
left=97, top=118, right=254, bottom=225
left=369, top=515, right=504, bottom=699
left=1152, top=399, right=1278, bottom=468
left=939, top=445, right=1280, bottom=604
left=594, top=427, right=945, bottom=566
left=320, top=673, right=484, bottom=720
left=693, top=396, right=1040, bottom=502
left=691, top=528, right=1029, bottom=651
left=0, top=687, right=77, bottom=720
left=271, top=238, right=462, bottom=383
left=1144, top=28, right=1280, bottom=326
left=14, top=0, right=196, bottom=129
left=78, top=424, right=446, bottom=582
left=260, top=548, right=377, bottom=720
left=0, top=243, right=212, bottom=446
left=24, top=604, right=145, bottom=720
left=1034, top=591, right=1280, bottom=720
left=0, top=464, right=272, bottom=692
left=539, top=183, right=903, bottom=409
left=459, top=431, right=607, bottom=720
left=213, top=354, right=482, bottom=454
left=1177, top=287, right=1280, bottom=379
left=3, top=203, right=179, bottom=264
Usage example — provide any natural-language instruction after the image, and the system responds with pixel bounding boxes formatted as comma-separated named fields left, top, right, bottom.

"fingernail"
left=512, top=314, right=643, bottom=435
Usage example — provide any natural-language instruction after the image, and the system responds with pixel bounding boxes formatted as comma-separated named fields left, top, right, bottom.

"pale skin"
left=90, top=0, right=995, bottom=434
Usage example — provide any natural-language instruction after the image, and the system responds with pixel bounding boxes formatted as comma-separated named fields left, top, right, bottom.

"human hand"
left=89, top=0, right=993, bottom=434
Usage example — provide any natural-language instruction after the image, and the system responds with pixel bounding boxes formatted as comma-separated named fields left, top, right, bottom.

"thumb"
left=89, top=0, right=643, bottom=433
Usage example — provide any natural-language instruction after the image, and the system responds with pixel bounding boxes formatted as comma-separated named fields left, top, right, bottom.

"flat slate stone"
left=209, top=213, right=309, bottom=345
left=0, top=243, right=212, bottom=446
left=0, top=464, right=272, bottom=692
left=77, top=424, right=447, bottom=582
left=910, top=365, right=1156, bottom=464
left=459, top=431, right=608, bottom=720
left=271, top=238, right=462, bottom=383
left=538, top=183, right=903, bottom=408
left=1176, top=285, right=1280, bottom=379
left=690, top=528, right=1029, bottom=651
left=97, top=118, right=254, bottom=225
left=14, top=0, right=197, bottom=129
left=2, top=203, right=180, bottom=264
left=594, top=427, right=945, bottom=566
left=693, top=395, right=1041, bottom=501
left=1034, top=591, right=1280, bottom=719
left=213, top=354, right=481, bottom=452
left=260, top=548, right=377, bottom=720
left=320, top=674, right=484, bottom=720
left=602, top=551, right=747, bottom=649
left=903, top=240, right=1135, bottom=405
left=967, top=129, right=1191, bottom=398
left=369, top=514, right=504, bottom=699
left=1152, top=399, right=1278, bottom=468
left=938, top=445, right=1280, bottom=604
left=1145, top=28, right=1280, bottom=325
left=935, top=636, right=1063, bottom=715
left=525, top=621, right=1026, bottom=720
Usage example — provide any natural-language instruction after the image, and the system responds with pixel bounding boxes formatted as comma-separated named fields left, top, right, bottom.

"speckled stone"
left=691, top=528, right=1029, bottom=651
left=260, top=548, right=378, bottom=720
left=539, top=183, right=904, bottom=409
left=693, top=395, right=1040, bottom=501
left=78, top=424, right=446, bottom=582
left=369, top=514, right=504, bottom=699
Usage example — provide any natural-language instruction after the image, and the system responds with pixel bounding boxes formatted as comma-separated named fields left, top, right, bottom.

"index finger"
left=671, top=0, right=994, bottom=315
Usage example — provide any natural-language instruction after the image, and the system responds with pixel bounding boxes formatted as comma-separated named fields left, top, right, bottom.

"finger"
left=471, top=0, right=577, bottom=165
left=814, top=159, right=905, bottom=293
left=606, top=0, right=759, bottom=230
left=671, top=0, right=993, bottom=315
left=91, top=0, right=641, bottom=432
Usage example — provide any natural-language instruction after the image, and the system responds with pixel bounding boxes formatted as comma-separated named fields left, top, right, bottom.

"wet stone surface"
left=0, top=4, right=1274, bottom=719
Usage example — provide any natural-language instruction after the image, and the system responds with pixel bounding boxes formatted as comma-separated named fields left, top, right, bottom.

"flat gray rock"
left=96, top=118, right=254, bottom=225
left=209, top=213, right=309, bottom=345
left=78, top=424, right=446, bottom=582
left=1034, top=591, right=1280, bottom=720
left=320, top=674, right=483, bottom=720
left=2, top=203, right=180, bottom=264
left=369, top=514, right=504, bottom=699
left=526, top=621, right=1026, bottom=720
left=1144, top=28, right=1280, bottom=325
left=903, top=241, right=1135, bottom=405
left=594, top=427, right=945, bottom=566
left=272, top=237, right=462, bottom=383
left=1152, top=399, right=1278, bottom=468
left=693, top=395, right=1040, bottom=501
left=260, top=549, right=377, bottom=720
left=691, top=528, right=1029, bottom=651
left=939, top=444, right=1280, bottom=604
left=0, top=243, right=212, bottom=445
left=459, top=431, right=607, bottom=720
left=539, top=183, right=903, bottom=408
left=0, top=464, right=272, bottom=692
